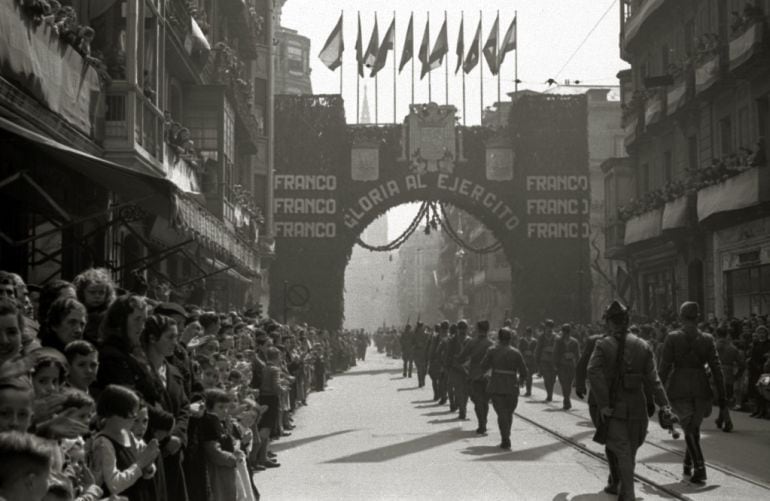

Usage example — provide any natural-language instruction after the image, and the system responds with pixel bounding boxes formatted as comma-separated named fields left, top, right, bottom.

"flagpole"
left=411, top=14, right=415, bottom=107
left=479, top=10, right=483, bottom=124
left=462, top=11, right=466, bottom=126
left=340, top=11, right=344, bottom=97
left=444, top=10, right=448, bottom=106
left=357, top=12, right=360, bottom=124
left=393, top=11, right=397, bottom=123
left=375, top=74, right=379, bottom=124
left=515, top=10, right=519, bottom=94
left=426, top=11, right=433, bottom=103
left=497, top=10, right=502, bottom=127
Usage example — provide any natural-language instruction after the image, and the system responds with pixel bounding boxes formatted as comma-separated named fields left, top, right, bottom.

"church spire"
left=360, top=85, right=372, bottom=124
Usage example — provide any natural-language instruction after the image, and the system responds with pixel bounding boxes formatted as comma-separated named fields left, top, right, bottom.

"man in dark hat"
left=553, top=323, right=580, bottom=410
left=458, top=320, right=494, bottom=433
left=446, top=320, right=471, bottom=419
left=535, top=319, right=558, bottom=401
left=588, top=301, right=673, bottom=500
left=480, top=327, right=528, bottom=449
left=658, top=301, right=726, bottom=484
left=427, top=322, right=449, bottom=402
left=518, top=327, right=537, bottom=396
left=154, top=302, right=195, bottom=396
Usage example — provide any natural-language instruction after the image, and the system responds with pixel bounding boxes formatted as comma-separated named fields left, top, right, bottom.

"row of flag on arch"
left=319, top=12, right=518, bottom=79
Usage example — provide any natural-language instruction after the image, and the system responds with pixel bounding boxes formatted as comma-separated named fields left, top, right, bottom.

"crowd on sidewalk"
left=0, top=268, right=360, bottom=501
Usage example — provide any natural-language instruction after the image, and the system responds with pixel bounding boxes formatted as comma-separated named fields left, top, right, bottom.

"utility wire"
left=554, top=0, right=618, bottom=79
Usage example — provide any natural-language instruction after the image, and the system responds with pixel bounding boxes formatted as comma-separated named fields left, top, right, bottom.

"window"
left=287, top=45, right=304, bottom=74
left=614, top=136, right=626, bottom=157
left=640, top=163, right=650, bottom=196
left=719, top=116, right=733, bottom=156
left=660, top=44, right=670, bottom=74
left=643, top=268, right=677, bottom=319
left=223, top=99, right=235, bottom=162
left=663, top=151, right=673, bottom=183
left=186, top=108, right=218, bottom=153
left=738, top=106, right=750, bottom=149
left=726, top=264, right=770, bottom=317
left=688, top=135, right=699, bottom=170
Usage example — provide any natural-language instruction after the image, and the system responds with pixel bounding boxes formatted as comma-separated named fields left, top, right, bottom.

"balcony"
left=104, top=82, right=165, bottom=169
left=729, top=18, right=768, bottom=77
left=166, top=0, right=211, bottom=61
left=666, top=73, right=689, bottom=116
left=697, top=166, right=770, bottom=223
left=605, top=220, right=626, bottom=258
left=643, top=90, right=666, bottom=128
left=623, top=207, right=663, bottom=246
left=226, top=0, right=268, bottom=59
left=623, top=0, right=665, bottom=49
left=694, top=55, right=720, bottom=95
left=661, top=194, right=694, bottom=232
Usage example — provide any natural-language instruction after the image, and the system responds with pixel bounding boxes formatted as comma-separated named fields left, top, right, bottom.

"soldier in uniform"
left=412, top=322, right=430, bottom=388
left=658, top=302, right=727, bottom=484
left=576, top=330, right=606, bottom=429
left=480, top=327, right=528, bottom=449
left=715, top=325, right=743, bottom=410
left=459, top=320, right=495, bottom=434
left=553, top=323, right=581, bottom=410
left=518, top=327, right=537, bottom=396
left=427, top=321, right=449, bottom=402
left=588, top=301, right=673, bottom=500
left=401, top=323, right=414, bottom=378
left=535, top=319, right=558, bottom=401
left=445, top=320, right=471, bottom=418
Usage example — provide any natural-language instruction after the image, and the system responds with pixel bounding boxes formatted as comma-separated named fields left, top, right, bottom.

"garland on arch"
left=434, top=202, right=503, bottom=255
left=355, top=201, right=430, bottom=252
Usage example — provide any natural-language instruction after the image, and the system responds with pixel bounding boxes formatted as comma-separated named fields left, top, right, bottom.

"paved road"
left=257, top=350, right=678, bottom=500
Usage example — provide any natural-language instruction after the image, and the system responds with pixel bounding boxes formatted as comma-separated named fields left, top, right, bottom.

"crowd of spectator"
left=0, top=267, right=359, bottom=501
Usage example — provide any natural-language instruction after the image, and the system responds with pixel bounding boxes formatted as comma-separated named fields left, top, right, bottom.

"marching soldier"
left=412, top=322, right=430, bottom=388
left=575, top=330, right=606, bottom=429
left=480, top=327, right=528, bottom=449
left=588, top=301, right=673, bottom=500
left=401, top=323, right=414, bottom=378
left=535, top=319, right=558, bottom=401
left=445, top=320, right=471, bottom=419
left=658, top=302, right=727, bottom=484
left=458, top=320, right=494, bottom=434
left=427, top=321, right=449, bottom=402
left=518, top=327, right=537, bottom=396
left=553, top=323, right=580, bottom=410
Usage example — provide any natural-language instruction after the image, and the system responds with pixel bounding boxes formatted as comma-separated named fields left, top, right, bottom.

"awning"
left=729, top=22, right=764, bottom=71
left=661, top=195, right=692, bottom=231
left=0, top=115, right=174, bottom=217
left=623, top=208, right=663, bottom=246
left=695, top=57, right=719, bottom=94
left=697, top=167, right=770, bottom=221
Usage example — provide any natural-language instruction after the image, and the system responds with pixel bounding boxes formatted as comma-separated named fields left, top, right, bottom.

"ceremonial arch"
left=269, top=94, right=592, bottom=330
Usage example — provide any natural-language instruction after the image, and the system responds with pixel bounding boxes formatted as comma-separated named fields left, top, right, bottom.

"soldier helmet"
left=561, top=323, right=571, bottom=333
left=679, top=301, right=700, bottom=321
left=440, top=320, right=450, bottom=330
left=503, top=318, right=513, bottom=327
left=544, top=319, right=555, bottom=328
left=477, top=320, right=490, bottom=332
left=457, top=319, right=468, bottom=330
left=497, top=327, right=513, bottom=343
left=603, top=300, right=629, bottom=324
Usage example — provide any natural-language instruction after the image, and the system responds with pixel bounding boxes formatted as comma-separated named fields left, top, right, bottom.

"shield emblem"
left=351, top=147, right=379, bottom=181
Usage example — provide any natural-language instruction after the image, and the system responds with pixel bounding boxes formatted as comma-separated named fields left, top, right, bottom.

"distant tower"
left=360, top=85, right=372, bottom=124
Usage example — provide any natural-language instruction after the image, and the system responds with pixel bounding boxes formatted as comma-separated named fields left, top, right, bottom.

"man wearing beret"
left=658, top=301, right=726, bottom=484
left=589, top=301, right=673, bottom=500
left=458, top=320, right=494, bottom=433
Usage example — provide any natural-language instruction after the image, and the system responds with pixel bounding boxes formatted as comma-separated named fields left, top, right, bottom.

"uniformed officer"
left=658, top=301, right=727, bottom=484
left=535, top=319, right=558, bottom=401
left=518, top=327, right=537, bottom=396
left=401, top=324, right=414, bottom=378
left=480, top=327, right=528, bottom=449
left=427, top=321, right=449, bottom=402
left=445, top=320, right=471, bottom=419
left=553, top=323, right=581, bottom=410
left=412, top=322, right=430, bottom=388
left=588, top=301, right=673, bottom=500
left=459, top=319, right=494, bottom=434
left=715, top=325, right=742, bottom=430
left=575, top=330, right=606, bottom=428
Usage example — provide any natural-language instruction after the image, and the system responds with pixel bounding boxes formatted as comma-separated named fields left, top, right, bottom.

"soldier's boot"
left=500, top=437, right=511, bottom=449
left=604, top=449, right=620, bottom=494
left=690, top=434, right=707, bottom=484
left=563, top=398, right=571, bottom=410
left=682, top=448, right=693, bottom=477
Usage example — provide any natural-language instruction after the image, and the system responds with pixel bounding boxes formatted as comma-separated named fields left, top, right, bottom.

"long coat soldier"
left=658, top=301, right=727, bottom=484
left=400, top=324, right=414, bottom=378
left=553, top=323, right=580, bottom=410
left=412, top=322, right=430, bottom=388
left=458, top=320, right=494, bottom=434
left=535, top=320, right=558, bottom=401
left=518, top=327, right=537, bottom=396
left=427, top=321, right=449, bottom=402
left=588, top=301, right=673, bottom=500
left=480, top=327, right=528, bottom=449
left=445, top=320, right=471, bottom=419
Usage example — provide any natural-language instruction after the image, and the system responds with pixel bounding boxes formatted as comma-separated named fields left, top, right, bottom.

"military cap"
left=544, top=319, right=555, bottom=327
left=457, top=319, right=468, bottom=329
left=154, top=302, right=189, bottom=320
left=679, top=301, right=700, bottom=320
left=440, top=320, right=450, bottom=330
left=561, top=323, right=571, bottom=333
left=503, top=318, right=513, bottom=327
left=477, top=320, right=490, bottom=332
left=603, top=300, right=629, bottom=321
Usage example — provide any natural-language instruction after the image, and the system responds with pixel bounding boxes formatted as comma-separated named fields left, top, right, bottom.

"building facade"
left=275, top=27, right=313, bottom=95
left=604, top=0, right=770, bottom=321
left=0, top=0, right=276, bottom=311
left=397, top=230, right=442, bottom=327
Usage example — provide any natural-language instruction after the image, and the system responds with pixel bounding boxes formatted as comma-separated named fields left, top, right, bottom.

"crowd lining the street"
left=0, top=268, right=362, bottom=501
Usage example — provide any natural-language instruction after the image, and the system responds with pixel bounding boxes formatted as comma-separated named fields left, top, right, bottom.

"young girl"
left=199, top=388, right=243, bottom=501
left=90, top=385, right=160, bottom=501
left=72, top=268, right=115, bottom=346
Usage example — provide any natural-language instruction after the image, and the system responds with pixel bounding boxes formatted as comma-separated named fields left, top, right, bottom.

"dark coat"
left=587, top=333, right=669, bottom=420
left=458, top=335, right=494, bottom=381
left=480, top=344, right=528, bottom=396
left=657, top=327, right=725, bottom=402
left=553, top=336, right=581, bottom=370
left=535, top=332, right=557, bottom=370
left=575, top=334, right=603, bottom=403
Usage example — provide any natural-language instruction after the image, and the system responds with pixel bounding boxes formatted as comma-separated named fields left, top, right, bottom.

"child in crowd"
left=72, top=268, right=115, bottom=346
left=90, top=385, right=160, bottom=501
left=200, top=388, right=243, bottom=501
left=0, top=431, right=52, bottom=501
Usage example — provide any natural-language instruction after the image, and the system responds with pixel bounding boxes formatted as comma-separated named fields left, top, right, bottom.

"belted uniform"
left=588, top=332, right=669, bottom=501
left=400, top=327, right=415, bottom=377
left=518, top=336, right=537, bottom=395
left=427, top=332, right=447, bottom=401
left=480, top=343, right=528, bottom=446
left=459, top=334, right=494, bottom=431
left=553, top=335, right=580, bottom=409
left=715, top=337, right=743, bottom=404
left=445, top=332, right=470, bottom=417
left=412, top=326, right=430, bottom=388
left=535, top=331, right=557, bottom=400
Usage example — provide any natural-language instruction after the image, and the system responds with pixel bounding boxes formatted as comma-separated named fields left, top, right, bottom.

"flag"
left=399, top=13, right=413, bottom=73
left=371, top=18, right=395, bottom=77
left=356, top=12, right=364, bottom=77
left=498, top=15, right=517, bottom=66
left=418, top=18, right=431, bottom=79
left=429, top=18, right=448, bottom=67
left=455, top=17, right=464, bottom=74
left=364, top=15, right=379, bottom=68
left=483, top=14, right=499, bottom=75
left=319, top=13, right=344, bottom=71
left=462, top=18, right=481, bottom=73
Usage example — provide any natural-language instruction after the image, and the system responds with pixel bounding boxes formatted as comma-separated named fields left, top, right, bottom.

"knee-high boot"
left=690, top=430, right=707, bottom=484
